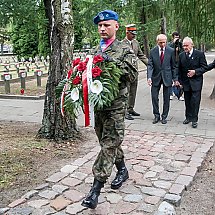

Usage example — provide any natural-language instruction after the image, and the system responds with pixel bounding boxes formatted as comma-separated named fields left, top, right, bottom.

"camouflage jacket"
left=91, top=39, right=138, bottom=110
left=92, top=39, right=138, bottom=86
left=122, top=38, right=148, bottom=65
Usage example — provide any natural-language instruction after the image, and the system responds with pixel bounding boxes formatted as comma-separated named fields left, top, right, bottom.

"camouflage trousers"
left=127, top=78, right=138, bottom=111
left=93, top=105, right=126, bottom=183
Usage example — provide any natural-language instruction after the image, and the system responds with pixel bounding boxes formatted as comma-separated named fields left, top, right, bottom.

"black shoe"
left=128, top=110, right=140, bottom=116
left=161, top=119, right=167, bottom=124
left=152, top=117, right=160, bottom=124
left=125, top=113, right=134, bottom=120
left=81, top=179, right=104, bottom=209
left=111, top=160, right=129, bottom=190
left=183, top=119, right=190, bottom=124
left=192, top=122, right=198, bottom=128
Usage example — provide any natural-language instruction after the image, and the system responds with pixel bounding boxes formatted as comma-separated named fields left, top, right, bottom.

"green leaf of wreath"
left=89, top=61, right=122, bottom=111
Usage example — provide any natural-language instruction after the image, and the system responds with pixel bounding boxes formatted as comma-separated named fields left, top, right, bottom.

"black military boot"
left=81, top=179, right=104, bottom=209
left=111, top=160, right=129, bottom=190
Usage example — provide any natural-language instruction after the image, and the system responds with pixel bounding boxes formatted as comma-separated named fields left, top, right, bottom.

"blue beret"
left=93, top=10, right=118, bottom=24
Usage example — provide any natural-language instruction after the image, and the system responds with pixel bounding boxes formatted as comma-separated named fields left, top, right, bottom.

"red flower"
left=84, top=57, right=89, bottom=64
left=72, top=76, right=81, bottom=85
left=20, top=89, right=25, bottom=95
left=67, top=68, right=73, bottom=79
left=92, top=66, right=103, bottom=78
left=77, top=62, right=87, bottom=71
left=72, top=58, right=81, bottom=67
left=93, top=55, right=104, bottom=64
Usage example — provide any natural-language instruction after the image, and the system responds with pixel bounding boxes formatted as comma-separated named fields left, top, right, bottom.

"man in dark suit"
left=207, top=59, right=215, bottom=71
left=177, top=37, right=208, bottom=128
left=122, top=24, right=148, bottom=120
left=147, top=34, right=178, bottom=124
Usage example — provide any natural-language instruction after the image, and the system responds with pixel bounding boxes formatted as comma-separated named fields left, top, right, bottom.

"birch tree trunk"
left=38, top=0, right=76, bottom=140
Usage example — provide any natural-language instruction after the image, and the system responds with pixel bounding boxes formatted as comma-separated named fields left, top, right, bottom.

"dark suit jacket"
left=177, top=49, right=208, bottom=91
left=207, top=59, right=215, bottom=71
left=147, top=45, right=177, bottom=87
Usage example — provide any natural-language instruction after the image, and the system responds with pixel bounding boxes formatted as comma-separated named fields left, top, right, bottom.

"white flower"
left=70, top=87, right=79, bottom=101
left=90, top=80, right=103, bottom=95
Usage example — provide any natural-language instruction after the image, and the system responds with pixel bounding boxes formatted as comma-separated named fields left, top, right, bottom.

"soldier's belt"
left=119, top=88, right=128, bottom=96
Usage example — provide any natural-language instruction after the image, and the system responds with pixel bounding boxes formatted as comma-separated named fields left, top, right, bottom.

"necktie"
left=186, top=52, right=190, bottom=60
left=160, top=48, right=164, bottom=64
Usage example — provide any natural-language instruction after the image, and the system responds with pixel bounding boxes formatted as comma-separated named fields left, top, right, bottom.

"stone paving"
left=1, top=54, right=215, bottom=214
left=2, top=129, right=214, bottom=215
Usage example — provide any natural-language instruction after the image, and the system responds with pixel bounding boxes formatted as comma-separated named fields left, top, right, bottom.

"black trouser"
left=151, top=81, right=171, bottom=119
left=184, top=89, right=201, bottom=122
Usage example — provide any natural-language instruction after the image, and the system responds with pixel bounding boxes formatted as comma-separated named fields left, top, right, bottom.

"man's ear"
left=115, top=22, right=119, bottom=31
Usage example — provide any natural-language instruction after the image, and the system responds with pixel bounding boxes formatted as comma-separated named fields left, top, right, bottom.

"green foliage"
left=56, top=79, right=68, bottom=98
left=1, top=0, right=214, bottom=61
left=73, top=0, right=84, bottom=50
left=11, top=20, right=39, bottom=59
left=37, top=2, right=50, bottom=58
left=0, top=0, right=50, bottom=59
left=72, top=0, right=214, bottom=50
left=168, top=0, right=215, bottom=46
left=89, top=61, right=123, bottom=111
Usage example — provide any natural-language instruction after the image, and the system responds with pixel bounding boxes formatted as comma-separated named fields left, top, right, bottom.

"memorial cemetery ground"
left=0, top=56, right=48, bottom=96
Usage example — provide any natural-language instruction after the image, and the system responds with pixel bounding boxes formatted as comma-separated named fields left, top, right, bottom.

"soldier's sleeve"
left=207, top=59, right=215, bottom=71
left=195, top=51, right=208, bottom=75
left=137, top=42, right=148, bottom=65
left=119, top=46, right=139, bottom=83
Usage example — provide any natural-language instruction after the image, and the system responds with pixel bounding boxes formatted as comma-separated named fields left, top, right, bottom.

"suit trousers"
left=93, top=106, right=125, bottom=183
left=127, top=78, right=138, bottom=111
left=184, top=89, right=201, bottom=122
left=151, top=81, right=171, bottom=119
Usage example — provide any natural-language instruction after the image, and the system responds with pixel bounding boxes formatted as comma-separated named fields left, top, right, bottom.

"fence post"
left=19, top=70, right=27, bottom=89
left=34, top=69, right=43, bottom=87
left=1, top=73, right=12, bottom=94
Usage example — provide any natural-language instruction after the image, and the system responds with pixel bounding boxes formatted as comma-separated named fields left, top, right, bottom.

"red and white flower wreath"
left=56, top=54, right=123, bottom=126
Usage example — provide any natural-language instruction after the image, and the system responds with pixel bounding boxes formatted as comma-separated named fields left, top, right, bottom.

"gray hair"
left=156, top=34, right=167, bottom=41
left=183, top=36, right=193, bottom=45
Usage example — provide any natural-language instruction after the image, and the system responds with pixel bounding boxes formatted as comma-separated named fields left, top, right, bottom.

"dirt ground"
left=0, top=121, right=97, bottom=208
left=0, top=76, right=98, bottom=207
left=176, top=146, right=215, bottom=215
left=0, top=69, right=215, bottom=213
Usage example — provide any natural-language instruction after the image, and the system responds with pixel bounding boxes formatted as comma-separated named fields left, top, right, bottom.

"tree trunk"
left=0, top=43, right=3, bottom=55
left=38, top=0, right=77, bottom=141
left=140, top=2, right=150, bottom=58
left=209, top=84, right=215, bottom=100
left=160, top=11, right=166, bottom=34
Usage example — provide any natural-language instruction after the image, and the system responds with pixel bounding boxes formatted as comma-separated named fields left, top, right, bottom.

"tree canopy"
left=0, top=0, right=214, bottom=57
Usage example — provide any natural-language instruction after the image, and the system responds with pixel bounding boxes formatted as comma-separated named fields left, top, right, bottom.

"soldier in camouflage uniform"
left=122, top=24, right=148, bottom=120
left=81, top=10, right=138, bottom=209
